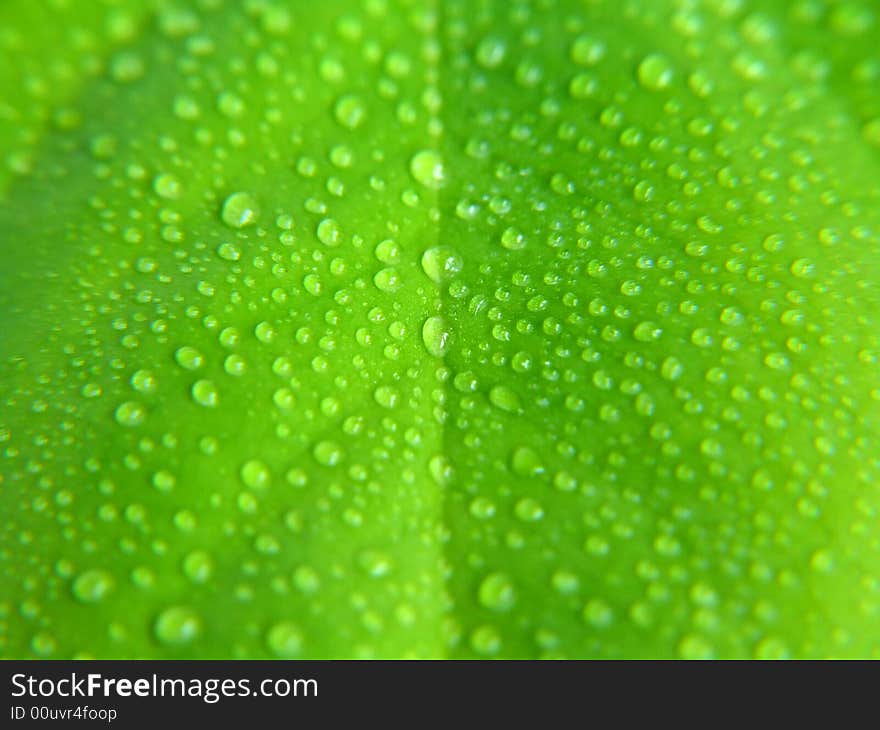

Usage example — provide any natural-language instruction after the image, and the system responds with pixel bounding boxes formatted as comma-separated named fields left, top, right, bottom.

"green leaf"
left=1, top=0, right=878, bottom=659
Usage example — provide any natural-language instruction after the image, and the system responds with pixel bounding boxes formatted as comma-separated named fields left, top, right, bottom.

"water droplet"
left=182, top=551, right=213, bottom=583
left=221, top=192, right=259, bottom=228
left=512, top=352, right=532, bottom=373
left=469, top=497, right=496, bottom=520
left=754, top=637, right=790, bottom=659
left=30, top=633, right=57, bottom=657
left=265, top=621, right=303, bottom=657
left=476, top=36, right=507, bottom=68
left=421, top=245, right=463, bottom=283
left=217, top=91, right=244, bottom=118
left=241, top=459, right=270, bottom=489
left=255, top=321, right=276, bottom=343
left=152, top=470, right=175, bottom=492
left=478, top=572, right=516, bottom=611
left=174, top=346, right=204, bottom=371
left=114, top=401, right=145, bottom=427
left=790, top=258, right=815, bottom=278
left=678, top=634, right=715, bottom=659
left=661, top=356, right=684, bottom=381
left=224, top=354, right=247, bottom=376
left=373, top=267, right=401, bottom=292
left=810, top=549, right=834, bottom=573
left=470, top=625, right=502, bottom=655
left=358, top=549, right=393, bottom=578
left=551, top=570, right=580, bottom=595
left=154, top=607, right=201, bottom=646
left=273, top=388, right=295, bottom=409
left=317, top=218, right=342, bottom=246
left=570, top=35, right=606, bottom=66
left=314, top=440, right=343, bottom=466
left=334, top=94, right=366, bottom=129
left=511, top=446, right=543, bottom=476
left=637, top=54, right=674, bottom=90
left=422, top=316, right=450, bottom=357
left=72, top=570, right=114, bottom=603
left=429, top=454, right=453, bottom=486
left=514, top=497, right=544, bottom=522
left=582, top=599, right=614, bottom=628
left=153, top=173, right=182, bottom=199
left=500, top=226, right=526, bottom=251
left=863, top=118, right=880, bottom=147
left=374, top=385, right=400, bottom=409
left=489, top=385, right=521, bottom=413
left=293, top=566, right=320, bottom=594
left=191, top=380, right=219, bottom=408
left=410, top=150, right=445, bottom=189
left=633, top=321, right=662, bottom=342
left=110, top=51, right=145, bottom=82
left=130, top=369, right=157, bottom=394
left=374, top=239, right=400, bottom=264
left=217, top=241, right=241, bottom=261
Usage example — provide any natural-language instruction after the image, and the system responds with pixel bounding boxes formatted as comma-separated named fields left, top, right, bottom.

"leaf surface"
left=1, top=0, right=879, bottom=658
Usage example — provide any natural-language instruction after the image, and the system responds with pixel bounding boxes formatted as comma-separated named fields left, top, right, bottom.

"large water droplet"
left=316, top=218, right=341, bottom=246
left=266, top=622, right=303, bottom=657
left=478, top=572, right=516, bottom=611
left=637, top=54, right=674, bottom=90
left=241, top=459, right=270, bottom=489
left=191, top=380, right=219, bottom=408
left=154, top=607, right=201, bottom=646
left=421, top=245, right=463, bottom=283
left=410, top=150, right=445, bottom=189
left=175, top=346, right=204, bottom=371
left=221, top=192, right=259, bottom=228
left=334, top=94, right=366, bottom=129
left=422, top=316, right=450, bottom=357
left=72, top=570, right=114, bottom=603
left=313, top=440, right=344, bottom=466
left=114, top=401, right=145, bottom=427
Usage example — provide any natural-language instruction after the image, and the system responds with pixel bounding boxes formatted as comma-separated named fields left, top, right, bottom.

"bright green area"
left=0, top=0, right=878, bottom=658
